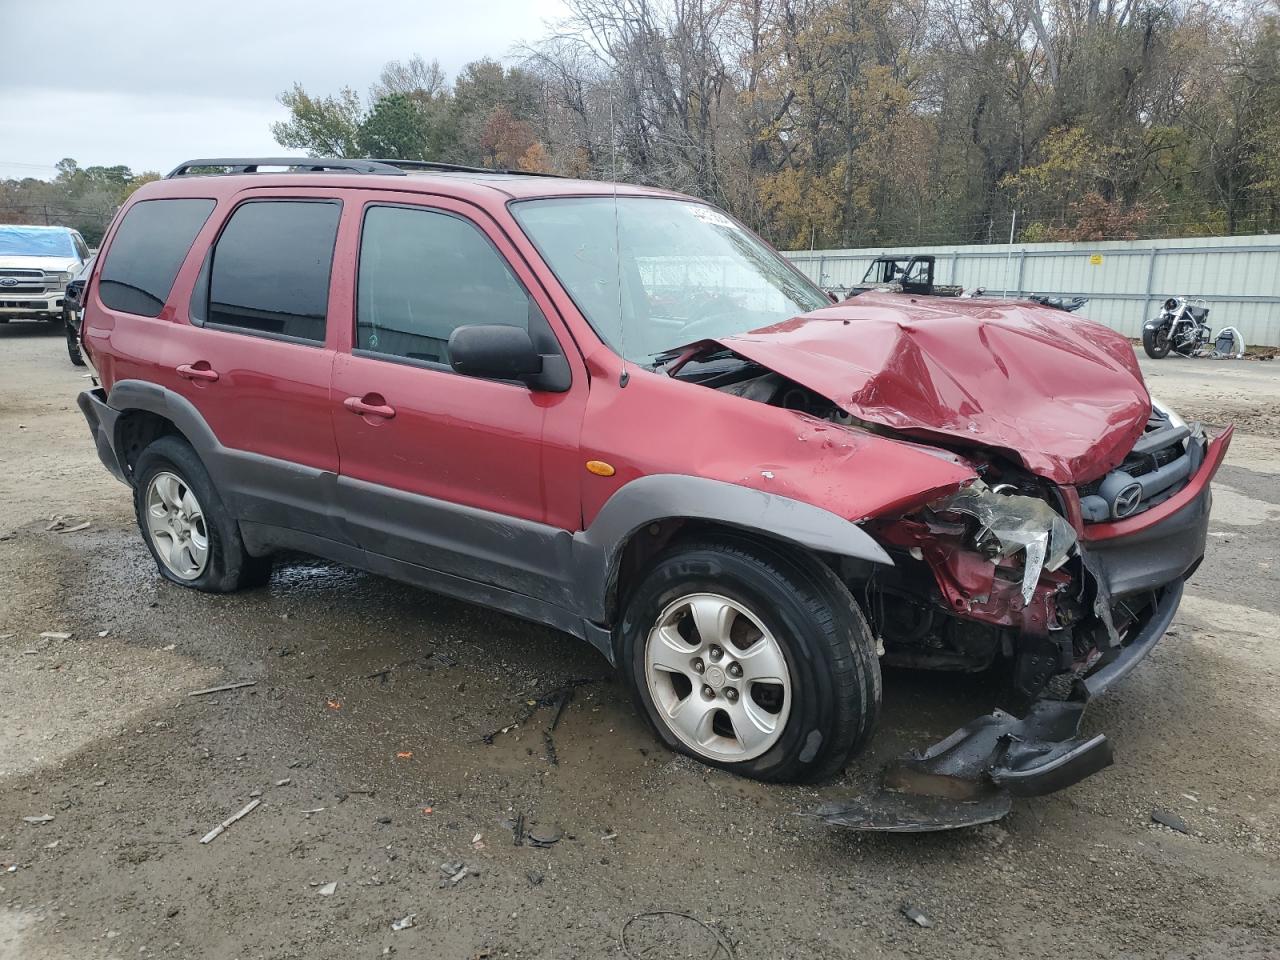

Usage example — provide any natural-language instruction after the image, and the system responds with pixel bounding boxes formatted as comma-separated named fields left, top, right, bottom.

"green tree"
left=358, top=94, right=430, bottom=159
left=271, top=84, right=364, bottom=156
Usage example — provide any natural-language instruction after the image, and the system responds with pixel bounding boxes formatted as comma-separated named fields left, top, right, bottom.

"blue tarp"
left=0, top=226, right=76, bottom=257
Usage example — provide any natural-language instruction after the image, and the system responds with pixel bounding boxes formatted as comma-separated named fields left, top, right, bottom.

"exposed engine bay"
left=682, top=356, right=1123, bottom=704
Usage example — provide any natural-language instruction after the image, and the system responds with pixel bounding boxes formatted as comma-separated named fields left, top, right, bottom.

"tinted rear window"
left=208, top=200, right=340, bottom=343
left=98, top=199, right=215, bottom=317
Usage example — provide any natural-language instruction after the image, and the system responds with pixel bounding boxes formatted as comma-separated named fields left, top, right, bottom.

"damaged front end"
left=666, top=304, right=1231, bottom=829
left=817, top=428, right=1225, bottom=830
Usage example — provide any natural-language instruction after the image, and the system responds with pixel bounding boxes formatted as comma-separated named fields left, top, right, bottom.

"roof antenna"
left=611, top=99, right=628, bottom=387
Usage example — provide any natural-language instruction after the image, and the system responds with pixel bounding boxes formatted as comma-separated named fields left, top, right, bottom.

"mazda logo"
left=1112, top=483, right=1143, bottom=518
left=0, top=278, right=18, bottom=287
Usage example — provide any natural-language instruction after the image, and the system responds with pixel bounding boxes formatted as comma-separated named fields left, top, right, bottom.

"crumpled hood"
left=708, top=292, right=1151, bottom=484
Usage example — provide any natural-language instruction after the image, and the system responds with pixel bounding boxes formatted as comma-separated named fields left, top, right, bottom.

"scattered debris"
left=438, top=862, right=477, bottom=888
left=22, top=815, right=54, bottom=825
left=480, top=679, right=595, bottom=745
left=901, top=904, right=933, bottom=928
left=327, top=699, right=342, bottom=710
left=199, top=798, right=261, bottom=844
left=527, top=826, right=563, bottom=849
left=391, top=914, right=416, bottom=932
left=275, top=778, right=292, bottom=787
left=1152, top=808, right=1190, bottom=834
left=249, top=789, right=263, bottom=799
left=619, top=912, right=736, bottom=960
left=188, top=681, right=257, bottom=697
left=471, top=832, right=486, bottom=851
left=526, top=870, right=543, bottom=885
left=162, top=643, right=176, bottom=652
left=543, top=731, right=558, bottom=766
left=301, top=807, right=326, bottom=816
left=96, top=629, right=110, bottom=638
left=510, top=813, right=525, bottom=846
left=40, top=632, right=71, bottom=641
left=601, top=831, right=618, bottom=842
left=46, top=517, right=91, bottom=534
left=396, top=751, right=413, bottom=760
left=316, top=882, right=337, bottom=897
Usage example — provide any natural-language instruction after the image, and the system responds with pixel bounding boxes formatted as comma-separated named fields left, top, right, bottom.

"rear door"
left=330, top=193, right=588, bottom=603
left=159, top=191, right=346, bottom=540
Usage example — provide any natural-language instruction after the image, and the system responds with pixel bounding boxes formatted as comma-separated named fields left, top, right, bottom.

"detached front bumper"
left=817, top=429, right=1230, bottom=832
left=77, top=388, right=127, bottom=484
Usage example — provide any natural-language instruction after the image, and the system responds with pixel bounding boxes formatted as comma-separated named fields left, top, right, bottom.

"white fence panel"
left=783, top=235, right=1280, bottom=346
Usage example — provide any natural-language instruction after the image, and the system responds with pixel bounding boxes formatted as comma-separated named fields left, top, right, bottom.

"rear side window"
left=99, top=199, right=215, bottom=317
left=208, top=200, right=341, bottom=343
left=356, top=205, right=532, bottom=365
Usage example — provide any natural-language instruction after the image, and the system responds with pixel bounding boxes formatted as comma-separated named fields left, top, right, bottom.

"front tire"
left=617, top=537, right=880, bottom=783
left=132, top=436, right=271, bottom=592
left=1142, top=325, right=1172, bottom=359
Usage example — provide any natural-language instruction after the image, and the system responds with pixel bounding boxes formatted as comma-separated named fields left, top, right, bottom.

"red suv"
left=75, top=157, right=1230, bottom=826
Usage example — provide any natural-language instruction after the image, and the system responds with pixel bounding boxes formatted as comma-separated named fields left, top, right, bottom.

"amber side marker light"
left=586, top=460, right=616, bottom=477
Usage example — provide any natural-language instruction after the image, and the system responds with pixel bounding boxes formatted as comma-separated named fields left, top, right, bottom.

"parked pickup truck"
left=0, top=224, right=92, bottom=325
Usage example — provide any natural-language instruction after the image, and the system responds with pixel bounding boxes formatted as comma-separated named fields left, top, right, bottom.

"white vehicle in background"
left=0, top=224, right=91, bottom=325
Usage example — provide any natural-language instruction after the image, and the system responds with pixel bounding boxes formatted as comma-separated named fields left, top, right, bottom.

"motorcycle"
left=1143, top=297, right=1246, bottom=359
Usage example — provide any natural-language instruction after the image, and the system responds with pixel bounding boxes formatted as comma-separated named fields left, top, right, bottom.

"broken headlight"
left=937, top=481, right=1078, bottom=606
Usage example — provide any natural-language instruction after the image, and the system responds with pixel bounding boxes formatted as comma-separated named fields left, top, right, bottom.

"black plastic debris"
left=527, top=826, right=563, bottom=848
left=1151, top=808, right=1190, bottom=833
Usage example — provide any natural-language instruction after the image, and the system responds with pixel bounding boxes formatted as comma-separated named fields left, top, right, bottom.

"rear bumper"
left=77, top=388, right=127, bottom=484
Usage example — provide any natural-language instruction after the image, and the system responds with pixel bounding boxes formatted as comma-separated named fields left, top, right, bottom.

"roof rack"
left=166, top=158, right=407, bottom=178
left=376, top=159, right=563, bottom=178
left=166, top=157, right=564, bottom=179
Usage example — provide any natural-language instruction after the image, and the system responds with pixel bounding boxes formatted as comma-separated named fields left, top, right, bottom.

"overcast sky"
left=0, top=0, right=568, bottom=181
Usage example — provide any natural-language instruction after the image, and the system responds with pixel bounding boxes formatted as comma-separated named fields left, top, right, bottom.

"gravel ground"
left=1, top=321, right=1277, bottom=960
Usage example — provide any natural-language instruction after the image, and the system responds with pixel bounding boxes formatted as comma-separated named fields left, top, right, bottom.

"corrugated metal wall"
left=783, top=234, right=1280, bottom=346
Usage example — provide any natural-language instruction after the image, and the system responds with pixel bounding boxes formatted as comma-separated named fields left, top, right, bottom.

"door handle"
left=343, top=395, right=396, bottom=420
left=176, top=362, right=219, bottom=382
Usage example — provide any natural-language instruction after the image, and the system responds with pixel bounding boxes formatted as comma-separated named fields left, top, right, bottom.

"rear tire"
left=65, top=316, right=85, bottom=366
left=617, top=536, right=880, bottom=783
left=1142, top=326, right=1172, bottom=359
left=132, top=436, right=272, bottom=592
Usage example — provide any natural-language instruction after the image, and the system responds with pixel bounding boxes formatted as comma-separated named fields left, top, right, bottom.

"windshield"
left=511, top=196, right=829, bottom=364
left=0, top=226, right=76, bottom=258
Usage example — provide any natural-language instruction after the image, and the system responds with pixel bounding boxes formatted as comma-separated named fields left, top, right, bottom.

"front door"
left=330, top=195, right=587, bottom=604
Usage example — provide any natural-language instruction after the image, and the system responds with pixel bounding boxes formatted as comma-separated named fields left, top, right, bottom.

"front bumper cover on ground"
left=814, top=582, right=1183, bottom=832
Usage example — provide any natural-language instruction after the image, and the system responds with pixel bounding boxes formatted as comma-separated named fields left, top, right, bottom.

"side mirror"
left=448, top=324, right=570, bottom=392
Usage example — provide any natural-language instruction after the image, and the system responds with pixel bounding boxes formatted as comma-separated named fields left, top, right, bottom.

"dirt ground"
left=1, top=321, right=1277, bottom=960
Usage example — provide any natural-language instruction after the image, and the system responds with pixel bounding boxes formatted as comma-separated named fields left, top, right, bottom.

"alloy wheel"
left=144, top=471, right=209, bottom=580
left=644, top=592, right=792, bottom=762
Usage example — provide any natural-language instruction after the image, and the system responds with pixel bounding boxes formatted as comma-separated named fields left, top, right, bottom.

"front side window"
left=208, top=200, right=340, bottom=343
left=97, top=199, right=215, bottom=317
left=511, top=197, right=828, bottom=364
left=356, top=205, right=532, bottom=366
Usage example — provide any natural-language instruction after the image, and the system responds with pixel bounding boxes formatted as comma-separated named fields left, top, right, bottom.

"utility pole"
left=1002, top=211, right=1018, bottom=298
